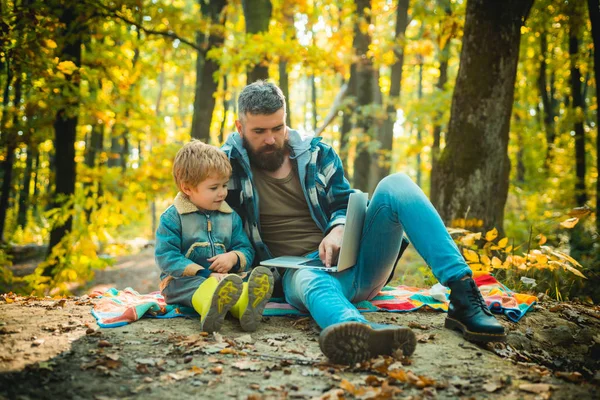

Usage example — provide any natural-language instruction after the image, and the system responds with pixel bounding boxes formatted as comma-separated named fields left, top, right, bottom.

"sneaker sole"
left=202, top=275, right=243, bottom=333
left=319, top=322, right=417, bottom=365
left=444, top=317, right=507, bottom=343
left=240, top=267, right=274, bottom=332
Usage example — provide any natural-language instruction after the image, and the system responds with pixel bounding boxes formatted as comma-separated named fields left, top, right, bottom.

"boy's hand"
left=207, top=252, right=238, bottom=273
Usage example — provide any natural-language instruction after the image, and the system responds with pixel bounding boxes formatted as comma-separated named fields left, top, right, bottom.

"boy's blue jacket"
left=221, top=129, right=354, bottom=282
left=155, top=192, right=255, bottom=291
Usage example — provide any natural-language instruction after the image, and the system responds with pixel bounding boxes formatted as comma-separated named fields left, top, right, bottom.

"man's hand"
left=319, top=225, right=345, bottom=267
left=208, top=252, right=238, bottom=273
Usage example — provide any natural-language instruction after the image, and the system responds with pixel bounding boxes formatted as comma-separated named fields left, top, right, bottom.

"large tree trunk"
left=191, top=0, right=226, bottom=143
left=368, top=0, right=409, bottom=194
left=242, top=0, right=272, bottom=83
left=431, top=0, right=532, bottom=233
left=588, top=0, right=600, bottom=234
left=45, top=4, right=83, bottom=271
left=352, top=0, right=382, bottom=192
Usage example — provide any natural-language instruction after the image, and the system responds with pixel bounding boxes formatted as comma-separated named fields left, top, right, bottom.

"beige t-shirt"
left=252, top=166, right=324, bottom=257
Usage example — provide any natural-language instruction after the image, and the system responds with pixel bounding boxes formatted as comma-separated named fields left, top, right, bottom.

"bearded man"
left=222, top=81, right=505, bottom=364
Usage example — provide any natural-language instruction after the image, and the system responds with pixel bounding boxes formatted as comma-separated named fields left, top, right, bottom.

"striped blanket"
left=91, top=274, right=537, bottom=328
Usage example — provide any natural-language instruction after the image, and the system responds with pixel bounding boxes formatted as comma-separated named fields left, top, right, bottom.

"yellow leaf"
left=45, top=39, right=57, bottom=49
left=538, top=234, right=547, bottom=245
left=563, top=264, right=587, bottom=279
left=463, top=249, right=479, bottom=263
left=497, top=237, right=508, bottom=248
left=505, top=245, right=513, bottom=253
left=560, top=217, right=579, bottom=229
left=567, top=206, right=591, bottom=218
left=57, top=60, right=78, bottom=75
left=491, top=257, right=503, bottom=269
left=485, top=228, right=498, bottom=241
left=480, top=255, right=491, bottom=266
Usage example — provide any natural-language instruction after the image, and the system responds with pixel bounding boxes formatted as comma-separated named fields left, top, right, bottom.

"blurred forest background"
left=0, top=0, right=598, bottom=301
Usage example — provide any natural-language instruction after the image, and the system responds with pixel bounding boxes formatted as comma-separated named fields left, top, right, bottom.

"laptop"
left=259, top=191, right=368, bottom=272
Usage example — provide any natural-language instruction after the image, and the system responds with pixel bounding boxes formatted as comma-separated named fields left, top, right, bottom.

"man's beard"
left=243, top=137, right=289, bottom=172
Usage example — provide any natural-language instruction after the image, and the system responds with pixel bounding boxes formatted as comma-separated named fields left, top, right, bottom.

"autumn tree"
left=242, top=0, right=272, bottom=83
left=190, top=0, right=226, bottom=143
left=431, top=0, right=533, bottom=233
left=44, top=2, right=86, bottom=274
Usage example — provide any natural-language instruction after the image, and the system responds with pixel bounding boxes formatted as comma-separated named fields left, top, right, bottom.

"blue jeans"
left=283, top=173, right=472, bottom=329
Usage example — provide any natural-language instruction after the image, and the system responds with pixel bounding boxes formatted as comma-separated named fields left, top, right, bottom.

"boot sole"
left=240, top=267, right=274, bottom=332
left=444, top=317, right=507, bottom=343
left=202, top=275, right=243, bottom=333
left=319, top=322, right=417, bottom=365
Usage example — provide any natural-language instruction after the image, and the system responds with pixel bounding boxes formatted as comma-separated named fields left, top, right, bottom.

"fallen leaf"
left=97, top=340, right=112, bottom=348
left=232, top=360, right=262, bottom=371
left=560, top=217, right=579, bottom=229
left=519, top=383, right=553, bottom=394
left=408, top=322, right=429, bottom=330
left=555, top=371, right=583, bottom=383
left=482, top=381, right=503, bottom=392
left=32, top=339, right=45, bottom=347
left=211, top=366, right=223, bottom=375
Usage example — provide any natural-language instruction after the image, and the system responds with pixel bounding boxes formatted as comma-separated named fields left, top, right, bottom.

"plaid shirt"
left=222, top=129, right=354, bottom=276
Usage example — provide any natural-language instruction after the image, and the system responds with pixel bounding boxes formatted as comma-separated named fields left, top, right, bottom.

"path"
left=0, top=250, right=599, bottom=399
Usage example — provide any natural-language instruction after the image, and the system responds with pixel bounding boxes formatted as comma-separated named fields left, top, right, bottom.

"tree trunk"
left=45, top=4, right=83, bottom=271
left=352, top=0, right=382, bottom=192
left=588, top=0, right=600, bottom=234
left=368, top=0, right=409, bottom=193
left=430, top=0, right=533, bottom=233
left=190, top=0, right=226, bottom=143
left=569, top=12, right=587, bottom=207
left=17, top=143, right=35, bottom=229
left=416, top=61, right=423, bottom=188
left=538, top=31, right=558, bottom=168
left=279, top=62, right=291, bottom=127
left=220, top=74, right=230, bottom=143
left=430, top=0, right=453, bottom=204
left=242, top=0, right=272, bottom=83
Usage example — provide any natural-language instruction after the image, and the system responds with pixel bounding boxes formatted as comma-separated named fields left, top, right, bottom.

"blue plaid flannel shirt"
left=222, top=129, right=354, bottom=283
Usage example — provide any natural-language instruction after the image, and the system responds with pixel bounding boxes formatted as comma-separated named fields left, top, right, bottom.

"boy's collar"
left=173, top=192, right=233, bottom=215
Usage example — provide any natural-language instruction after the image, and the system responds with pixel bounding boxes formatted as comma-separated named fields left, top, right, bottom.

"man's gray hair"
left=238, top=81, right=286, bottom=119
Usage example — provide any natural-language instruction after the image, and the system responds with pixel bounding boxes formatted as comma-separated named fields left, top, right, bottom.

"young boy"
left=155, top=139, right=273, bottom=333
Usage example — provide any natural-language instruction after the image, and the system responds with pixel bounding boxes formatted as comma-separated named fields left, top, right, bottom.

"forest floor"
left=1, top=247, right=600, bottom=400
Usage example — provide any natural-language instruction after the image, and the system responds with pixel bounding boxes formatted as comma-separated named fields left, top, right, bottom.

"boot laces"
left=467, top=280, right=492, bottom=316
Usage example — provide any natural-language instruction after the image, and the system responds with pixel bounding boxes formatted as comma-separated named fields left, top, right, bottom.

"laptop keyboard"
left=300, top=259, right=326, bottom=267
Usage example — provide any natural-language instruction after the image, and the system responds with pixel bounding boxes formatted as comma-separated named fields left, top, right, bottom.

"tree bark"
left=569, top=11, right=587, bottom=207
left=538, top=31, right=558, bottom=168
left=352, top=0, right=382, bottom=192
left=242, top=0, right=272, bottom=83
left=279, top=62, right=291, bottom=127
left=368, top=0, right=409, bottom=193
left=45, top=3, right=84, bottom=270
left=191, top=0, right=226, bottom=143
left=430, top=0, right=533, bottom=233
left=430, top=0, right=453, bottom=204
left=588, top=0, right=600, bottom=234
left=17, top=143, right=35, bottom=229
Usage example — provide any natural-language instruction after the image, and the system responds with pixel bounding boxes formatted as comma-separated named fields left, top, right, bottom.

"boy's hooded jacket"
left=155, top=193, right=255, bottom=290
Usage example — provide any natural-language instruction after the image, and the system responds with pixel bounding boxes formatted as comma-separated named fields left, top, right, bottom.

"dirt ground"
left=1, top=248, right=599, bottom=399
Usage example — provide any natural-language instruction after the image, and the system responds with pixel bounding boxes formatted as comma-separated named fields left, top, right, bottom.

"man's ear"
left=234, top=119, right=243, bottom=135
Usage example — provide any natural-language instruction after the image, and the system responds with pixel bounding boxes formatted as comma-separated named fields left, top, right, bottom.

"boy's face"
left=182, top=175, right=229, bottom=211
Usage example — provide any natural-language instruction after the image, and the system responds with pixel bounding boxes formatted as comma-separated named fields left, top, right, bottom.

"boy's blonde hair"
left=172, top=140, right=232, bottom=191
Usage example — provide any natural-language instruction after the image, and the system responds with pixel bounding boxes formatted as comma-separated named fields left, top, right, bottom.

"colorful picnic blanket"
left=91, top=273, right=537, bottom=328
